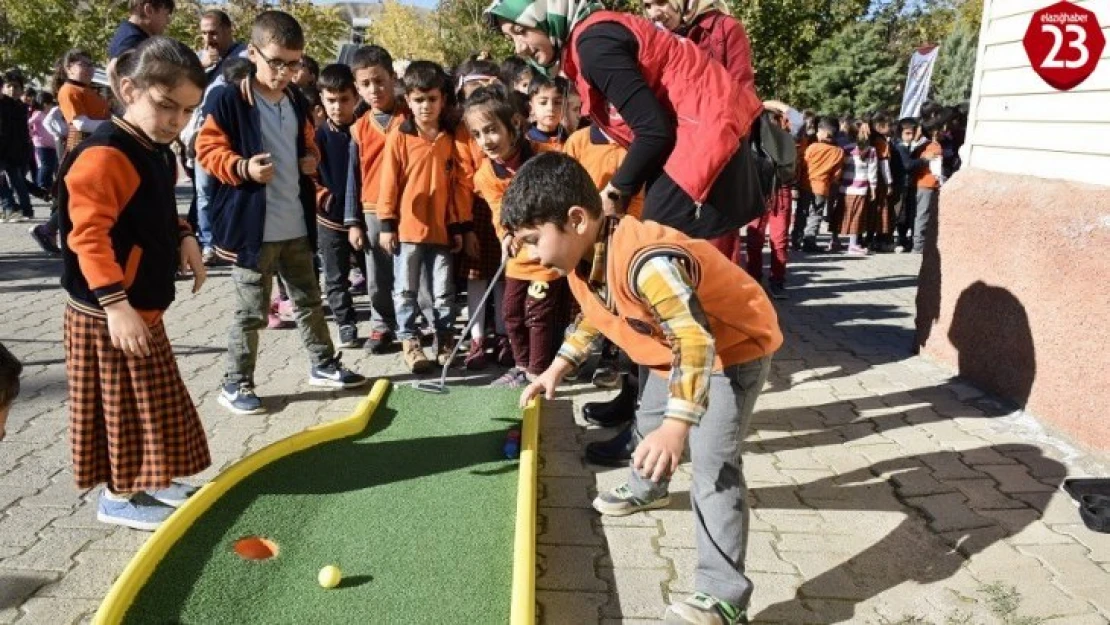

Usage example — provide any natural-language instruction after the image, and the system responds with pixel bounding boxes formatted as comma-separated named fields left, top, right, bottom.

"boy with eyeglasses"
left=197, top=10, right=367, bottom=416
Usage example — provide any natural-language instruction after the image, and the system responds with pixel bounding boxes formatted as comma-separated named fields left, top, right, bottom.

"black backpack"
left=752, top=110, right=798, bottom=190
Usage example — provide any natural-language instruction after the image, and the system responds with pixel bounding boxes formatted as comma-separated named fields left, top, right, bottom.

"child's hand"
left=451, top=234, right=463, bottom=254
left=501, top=234, right=520, bottom=261
left=104, top=301, right=153, bottom=358
left=299, top=155, right=318, bottom=175
left=179, top=235, right=207, bottom=294
left=349, top=226, right=366, bottom=251
left=633, top=418, right=691, bottom=483
left=247, top=153, right=274, bottom=184
left=519, top=359, right=572, bottom=408
left=463, top=232, right=479, bottom=259
left=379, top=231, right=398, bottom=255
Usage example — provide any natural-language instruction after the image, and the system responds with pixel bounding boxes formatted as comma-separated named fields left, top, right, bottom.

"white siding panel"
left=978, top=65, right=1110, bottom=96
left=974, top=120, right=1110, bottom=155
left=976, top=92, right=1110, bottom=123
left=967, top=145, right=1110, bottom=185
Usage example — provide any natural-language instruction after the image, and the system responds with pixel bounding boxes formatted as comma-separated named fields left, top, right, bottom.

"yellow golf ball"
left=318, top=565, right=342, bottom=589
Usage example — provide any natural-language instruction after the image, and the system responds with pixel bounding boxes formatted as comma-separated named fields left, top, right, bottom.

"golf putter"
left=414, top=256, right=509, bottom=394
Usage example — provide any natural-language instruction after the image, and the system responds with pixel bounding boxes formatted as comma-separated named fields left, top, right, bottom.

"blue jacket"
left=196, top=79, right=319, bottom=269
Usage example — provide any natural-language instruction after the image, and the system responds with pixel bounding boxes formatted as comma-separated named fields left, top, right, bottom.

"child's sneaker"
left=350, top=269, right=367, bottom=295
left=464, top=337, right=488, bottom=370
left=366, top=329, right=395, bottom=354
left=490, top=367, right=528, bottom=388
left=593, top=483, right=671, bottom=516
left=97, top=491, right=175, bottom=531
left=825, top=239, right=844, bottom=253
left=767, top=281, right=789, bottom=300
left=29, top=224, right=61, bottom=255
left=277, top=298, right=295, bottom=322
left=664, top=592, right=747, bottom=625
left=402, top=339, right=433, bottom=374
left=338, top=325, right=360, bottom=348
left=309, top=354, right=367, bottom=388
left=147, top=481, right=200, bottom=508
left=591, top=366, right=622, bottom=389
left=219, top=382, right=265, bottom=415
left=847, top=245, right=870, bottom=256
left=435, top=333, right=458, bottom=367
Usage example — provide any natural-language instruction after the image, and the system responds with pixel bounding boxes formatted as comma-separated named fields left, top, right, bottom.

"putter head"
left=413, top=381, right=448, bottom=394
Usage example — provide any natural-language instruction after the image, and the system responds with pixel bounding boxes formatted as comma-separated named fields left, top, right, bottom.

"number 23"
left=1041, top=23, right=1090, bottom=69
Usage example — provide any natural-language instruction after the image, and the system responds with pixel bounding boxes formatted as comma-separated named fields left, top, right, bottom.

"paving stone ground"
left=2, top=195, right=1109, bottom=624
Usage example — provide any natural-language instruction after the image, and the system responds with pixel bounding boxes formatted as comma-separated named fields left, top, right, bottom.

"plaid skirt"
left=870, top=185, right=896, bottom=235
left=65, top=306, right=211, bottom=492
left=838, top=194, right=871, bottom=235
left=456, top=199, right=504, bottom=281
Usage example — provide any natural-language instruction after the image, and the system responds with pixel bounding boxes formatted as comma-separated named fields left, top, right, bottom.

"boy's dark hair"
left=301, top=55, right=320, bottom=79
left=898, top=117, right=920, bottom=133
left=0, top=343, right=22, bottom=409
left=817, top=117, right=838, bottom=135
left=130, top=0, right=174, bottom=15
left=402, top=60, right=448, bottom=95
left=870, top=111, right=890, bottom=126
left=251, top=10, right=305, bottom=51
left=201, top=8, right=232, bottom=28
left=33, top=91, right=55, bottom=110
left=351, top=45, right=394, bottom=73
left=501, top=152, right=602, bottom=232
left=2, top=70, right=24, bottom=89
left=302, top=85, right=322, bottom=110
left=115, top=36, right=206, bottom=93
left=317, top=63, right=356, bottom=95
left=52, top=49, right=93, bottom=93
left=221, top=56, right=252, bottom=84
left=463, top=84, right=525, bottom=142
left=500, top=55, right=532, bottom=86
left=527, top=74, right=568, bottom=99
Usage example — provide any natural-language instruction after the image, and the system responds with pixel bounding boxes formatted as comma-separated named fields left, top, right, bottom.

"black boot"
left=582, top=374, right=637, bottom=427
left=585, top=423, right=634, bottom=466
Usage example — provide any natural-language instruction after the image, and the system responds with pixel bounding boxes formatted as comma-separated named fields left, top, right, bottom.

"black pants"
left=643, top=139, right=763, bottom=240
left=317, top=225, right=356, bottom=329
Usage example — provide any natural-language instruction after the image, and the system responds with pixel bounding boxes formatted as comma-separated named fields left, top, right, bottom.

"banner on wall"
left=899, top=45, right=940, bottom=120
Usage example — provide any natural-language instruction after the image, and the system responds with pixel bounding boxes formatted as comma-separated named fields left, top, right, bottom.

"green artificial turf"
left=124, top=385, right=524, bottom=625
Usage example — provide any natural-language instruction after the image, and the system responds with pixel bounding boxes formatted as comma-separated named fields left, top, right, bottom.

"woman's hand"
left=105, top=301, right=153, bottom=358
left=600, top=183, right=628, bottom=217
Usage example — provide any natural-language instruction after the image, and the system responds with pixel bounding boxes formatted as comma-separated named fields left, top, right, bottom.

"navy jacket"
left=195, top=79, right=319, bottom=269
left=314, top=119, right=352, bottom=231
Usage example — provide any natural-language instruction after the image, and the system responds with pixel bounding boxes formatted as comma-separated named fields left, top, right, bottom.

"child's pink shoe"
left=277, top=298, right=295, bottom=322
left=267, top=313, right=284, bottom=329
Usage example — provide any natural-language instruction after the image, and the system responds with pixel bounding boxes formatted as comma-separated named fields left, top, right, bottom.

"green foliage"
left=795, top=18, right=902, bottom=115
left=932, top=17, right=978, bottom=105
left=220, top=0, right=350, bottom=62
left=436, top=0, right=513, bottom=66
left=367, top=0, right=443, bottom=63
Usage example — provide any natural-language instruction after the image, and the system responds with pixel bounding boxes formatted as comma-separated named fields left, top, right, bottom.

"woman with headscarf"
left=643, top=0, right=758, bottom=262
left=485, top=2, right=766, bottom=623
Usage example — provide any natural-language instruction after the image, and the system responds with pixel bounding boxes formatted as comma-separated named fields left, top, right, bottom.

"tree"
left=436, top=0, right=512, bottom=66
left=796, top=18, right=902, bottom=115
left=364, top=0, right=442, bottom=63
left=220, top=0, right=349, bottom=62
left=932, top=18, right=978, bottom=105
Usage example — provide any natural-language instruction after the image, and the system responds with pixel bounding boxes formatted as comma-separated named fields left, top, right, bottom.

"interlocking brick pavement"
left=2, top=195, right=1109, bottom=624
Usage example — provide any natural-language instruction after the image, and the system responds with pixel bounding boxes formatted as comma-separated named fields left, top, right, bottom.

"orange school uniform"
left=562, top=126, right=644, bottom=219
left=350, top=109, right=407, bottom=214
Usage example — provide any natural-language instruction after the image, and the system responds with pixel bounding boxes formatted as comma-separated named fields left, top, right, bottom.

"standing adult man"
left=198, top=9, right=247, bottom=86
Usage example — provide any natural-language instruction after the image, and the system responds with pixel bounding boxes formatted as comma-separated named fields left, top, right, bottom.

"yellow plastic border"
left=92, top=379, right=391, bottom=625
left=510, top=396, right=541, bottom=625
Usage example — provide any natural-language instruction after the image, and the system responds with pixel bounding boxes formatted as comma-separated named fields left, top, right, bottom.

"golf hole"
left=234, top=536, right=279, bottom=561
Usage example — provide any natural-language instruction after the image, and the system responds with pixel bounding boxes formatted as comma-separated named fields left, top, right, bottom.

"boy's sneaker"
left=767, top=281, right=789, bottom=300
left=6, top=213, right=28, bottom=223
left=147, top=481, right=200, bottom=508
left=366, top=329, right=395, bottom=354
left=435, top=333, right=458, bottom=367
left=491, top=367, right=528, bottom=388
left=309, top=353, right=368, bottom=388
left=97, top=491, right=175, bottom=531
left=219, top=382, right=265, bottom=415
left=201, top=247, right=216, bottom=265
left=593, top=483, right=670, bottom=516
left=591, top=366, right=622, bottom=389
left=664, top=592, right=747, bottom=625
left=847, top=245, right=870, bottom=256
left=29, top=224, right=61, bottom=256
left=338, top=325, right=360, bottom=348
left=402, top=339, right=433, bottom=374
left=464, top=337, right=489, bottom=370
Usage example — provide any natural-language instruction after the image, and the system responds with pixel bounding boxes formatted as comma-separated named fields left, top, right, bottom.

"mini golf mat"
left=124, top=386, right=523, bottom=624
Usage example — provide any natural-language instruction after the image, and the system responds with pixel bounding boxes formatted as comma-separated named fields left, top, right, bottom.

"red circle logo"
left=1024, top=1, right=1105, bottom=91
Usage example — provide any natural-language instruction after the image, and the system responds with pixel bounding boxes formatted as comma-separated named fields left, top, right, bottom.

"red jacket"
left=562, top=11, right=760, bottom=203
left=683, top=11, right=760, bottom=118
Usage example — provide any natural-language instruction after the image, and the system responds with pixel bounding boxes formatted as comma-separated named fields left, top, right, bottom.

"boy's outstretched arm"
left=519, top=315, right=603, bottom=407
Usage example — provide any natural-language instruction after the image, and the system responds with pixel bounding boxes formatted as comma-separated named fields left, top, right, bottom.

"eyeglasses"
left=252, top=45, right=304, bottom=74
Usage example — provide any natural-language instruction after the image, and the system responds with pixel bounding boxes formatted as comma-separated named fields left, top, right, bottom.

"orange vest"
left=567, top=218, right=782, bottom=373
left=563, top=126, right=644, bottom=219
left=351, top=110, right=406, bottom=213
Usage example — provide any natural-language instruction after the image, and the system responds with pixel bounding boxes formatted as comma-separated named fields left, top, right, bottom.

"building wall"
left=920, top=0, right=1110, bottom=450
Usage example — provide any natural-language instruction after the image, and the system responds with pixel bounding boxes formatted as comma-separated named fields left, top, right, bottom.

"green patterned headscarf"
left=484, top=0, right=604, bottom=71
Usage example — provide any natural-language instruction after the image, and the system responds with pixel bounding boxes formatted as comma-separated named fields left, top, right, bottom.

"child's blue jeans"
left=393, top=242, right=455, bottom=341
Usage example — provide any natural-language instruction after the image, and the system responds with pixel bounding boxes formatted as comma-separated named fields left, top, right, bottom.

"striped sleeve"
left=557, top=314, right=602, bottom=369
left=65, top=147, right=140, bottom=307
left=633, top=255, right=716, bottom=425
